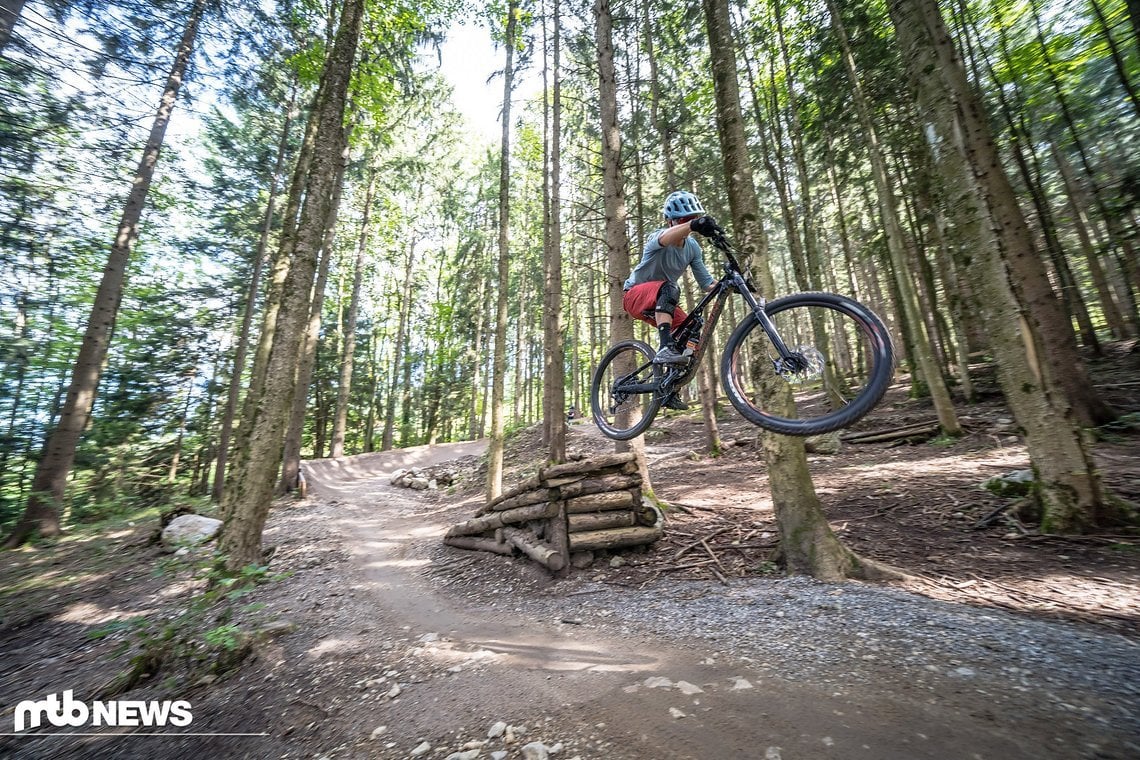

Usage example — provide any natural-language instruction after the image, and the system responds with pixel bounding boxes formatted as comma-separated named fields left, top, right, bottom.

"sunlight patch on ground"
left=361, top=541, right=400, bottom=551
left=408, top=639, right=503, bottom=666
left=3, top=568, right=109, bottom=597
left=306, top=637, right=356, bottom=658
left=815, top=446, right=1029, bottom=486
left=54, top=601, right=126, bottom=626
left=156, top=579, right=203, bottom=599
left=670, top=484, right=773, bottom=512
left=374, top=526, right=444, bottom=540
left=364, top=559, right=432, bottom=569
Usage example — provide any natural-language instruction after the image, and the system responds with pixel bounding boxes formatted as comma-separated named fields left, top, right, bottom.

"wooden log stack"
left=443, top=452, right=663, bottom=571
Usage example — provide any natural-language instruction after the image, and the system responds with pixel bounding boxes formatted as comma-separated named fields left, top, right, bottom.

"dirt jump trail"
left=281, top=442, right=1139, bottom=760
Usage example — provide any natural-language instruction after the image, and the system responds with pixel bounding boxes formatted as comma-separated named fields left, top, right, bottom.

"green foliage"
left=94, top=556, right=284, bottom=697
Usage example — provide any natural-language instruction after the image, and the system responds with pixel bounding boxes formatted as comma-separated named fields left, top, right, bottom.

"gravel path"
left=293, top=443, right=1140, bottom=760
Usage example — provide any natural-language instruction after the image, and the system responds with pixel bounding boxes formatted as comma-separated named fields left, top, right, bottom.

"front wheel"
left=590, top=340, right=662, bottom=441
left=721, top=292, right=895, bottom=436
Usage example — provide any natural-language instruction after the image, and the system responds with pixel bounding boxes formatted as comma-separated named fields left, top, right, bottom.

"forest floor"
left=1, top=343, right=1138, bottom=759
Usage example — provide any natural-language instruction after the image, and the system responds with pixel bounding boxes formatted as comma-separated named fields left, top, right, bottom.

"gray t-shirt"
left=623, top=228, right=715, bottom=291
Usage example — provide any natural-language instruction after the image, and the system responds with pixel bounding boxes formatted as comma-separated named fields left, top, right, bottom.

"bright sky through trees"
left=433, top=20, right=542, bottom=146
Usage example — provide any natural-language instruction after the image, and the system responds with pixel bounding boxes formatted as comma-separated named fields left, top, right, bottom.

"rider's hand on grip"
left=690, top=215, right=719, bottom=237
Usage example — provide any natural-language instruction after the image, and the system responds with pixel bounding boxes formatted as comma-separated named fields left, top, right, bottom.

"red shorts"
left=622, top=281, right=687, bottom=326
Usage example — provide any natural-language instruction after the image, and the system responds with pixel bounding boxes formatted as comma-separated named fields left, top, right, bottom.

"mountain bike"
left=590, top=226, right=895, bottom=441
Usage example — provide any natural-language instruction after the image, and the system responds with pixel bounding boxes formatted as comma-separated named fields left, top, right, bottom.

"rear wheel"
left=590, top=340, right=662, bottom=441
left=721, top=292, right=894, bottom=436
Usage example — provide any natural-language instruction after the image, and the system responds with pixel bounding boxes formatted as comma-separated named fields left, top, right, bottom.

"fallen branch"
left=842, top=422, right=939, bottom=444
left=659, top=559, right=716, bottom=571
left=674, top=527, right=732, bottom=560
left=972, top=503, right=1012, bottom=530
left=701, top=537, right=731, bottom=580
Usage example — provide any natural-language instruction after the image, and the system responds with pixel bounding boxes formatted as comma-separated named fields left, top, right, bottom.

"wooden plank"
left=568, top=510, right=636, bottom=533
left=445, top=502, right=559, bottom=537
left=556, top=473, right=642, bottom=500
left=568, top=525, right=664, bottom=552
left=502, top=527, right=565, bottom=571
left=443, top=535, right=513, bottom=555
left=565, top=489, right=638, bottom=514
left=539, top=452, right=636, bottom=481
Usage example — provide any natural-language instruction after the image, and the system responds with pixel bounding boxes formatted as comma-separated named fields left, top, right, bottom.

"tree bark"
left=219, top=0, right=363, bottom=569
left=382, top=237, right=416, bottom=450
left=486, top=0, right=519, bottom=502
left=541, top=0, right=566, bottom=464
left=596, top=0, right=652, bottom=491
left=4, top=0, right=207, bottom=548
left=213, top=86, right=296, bottom=502
left=277, top=168, right=345, bottom=494
left=330, top=166, right=375, bottom=458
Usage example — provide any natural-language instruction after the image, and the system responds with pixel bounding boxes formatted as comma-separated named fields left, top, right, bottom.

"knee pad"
left=655, top=281, right=680, bottom=314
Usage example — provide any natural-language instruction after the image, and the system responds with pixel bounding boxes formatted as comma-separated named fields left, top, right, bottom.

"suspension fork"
left=731, top=273, right=796, bottom=359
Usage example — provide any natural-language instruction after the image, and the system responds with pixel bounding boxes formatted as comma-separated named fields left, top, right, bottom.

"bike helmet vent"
left=662, top=191, right=705, bottom=219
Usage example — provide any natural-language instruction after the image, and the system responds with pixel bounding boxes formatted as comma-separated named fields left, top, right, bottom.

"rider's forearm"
left=658, top=221, right=693, bottom=248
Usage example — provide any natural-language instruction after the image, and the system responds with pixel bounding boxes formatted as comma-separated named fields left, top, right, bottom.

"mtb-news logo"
left=13, top=690, right=193, bottom=732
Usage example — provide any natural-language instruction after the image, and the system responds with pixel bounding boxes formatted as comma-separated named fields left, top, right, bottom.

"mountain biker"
left=622, top=191, right=719, bottom=409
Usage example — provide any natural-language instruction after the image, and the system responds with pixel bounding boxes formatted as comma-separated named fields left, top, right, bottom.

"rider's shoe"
left=662, top=393, right=689, bottom=411
left=653, top=345, right=688, bottom=365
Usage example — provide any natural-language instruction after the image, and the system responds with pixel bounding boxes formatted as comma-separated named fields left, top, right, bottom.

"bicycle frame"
left=656, top=236, right=798, bottom=390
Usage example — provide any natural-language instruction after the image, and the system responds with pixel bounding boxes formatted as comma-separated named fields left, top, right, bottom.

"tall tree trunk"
left=330, top=166, right=375, bottom=458
left=649, top=0, right=720, bottom=453
left=382, top=237, right=416, bottom=450
left=278, top=168, right=344, bottom=493
left=704, top=0, right=896, bottom=580
left=486, top=0, right=519, bottom=502
left=363, top=330, right=380, bottom=451
left=1052, top=144, right=1136, bottom=339
left=541, top=0, right=566, bottom=463
left=219, top=0, right=363, bottom=568
left=596, top=0, right=652, bottom=490
left=168, top=370, right=197, bottom=484
left=985, top=0, right=1116, bottom=425
left=213, top=87, right=296, bottom=502
left=977, top=8, right=1104, bottom=351
left=468, top=260, right=487, bottom=441
left=825, top=0, right=961, bottom=435
left=887, top=0, right=1131, bottom=532
left=238, top=75, right=329, bottom=451
left=4, top=0, right=206, bottom=548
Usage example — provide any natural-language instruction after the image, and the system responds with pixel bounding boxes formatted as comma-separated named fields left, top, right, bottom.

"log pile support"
left=442, top=452, right=663, bottom=570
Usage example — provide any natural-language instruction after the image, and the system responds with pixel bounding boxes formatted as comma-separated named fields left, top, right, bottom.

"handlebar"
left=706, top=225, right=742, bottom=272
left=705, top=225, right=755, bottom=293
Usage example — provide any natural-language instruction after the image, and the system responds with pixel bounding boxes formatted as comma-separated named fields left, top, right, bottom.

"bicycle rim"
left=721, top=292, right=894, bottom=436
left=590, top=340, right=662, bottom=441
